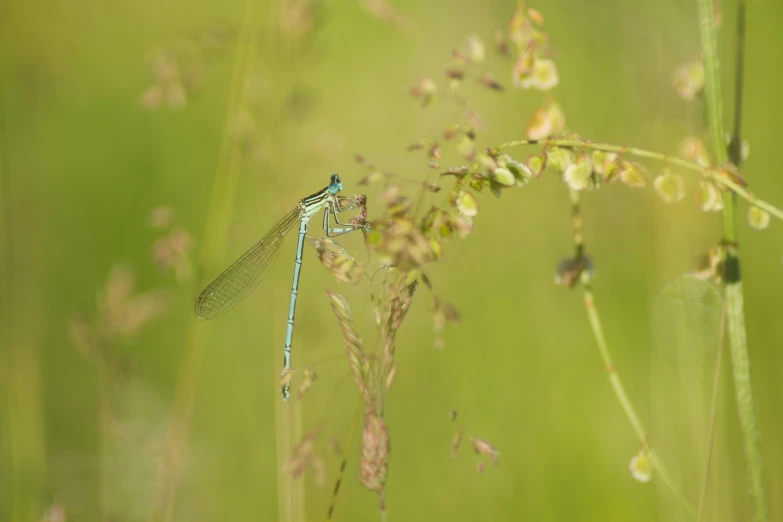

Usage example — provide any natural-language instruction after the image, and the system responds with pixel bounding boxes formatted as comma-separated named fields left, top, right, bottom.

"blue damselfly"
left=194, top=174, right=368, bottom=400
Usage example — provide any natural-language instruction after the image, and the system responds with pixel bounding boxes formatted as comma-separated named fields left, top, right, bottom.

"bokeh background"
left=2, top=0, right=782, bottom=521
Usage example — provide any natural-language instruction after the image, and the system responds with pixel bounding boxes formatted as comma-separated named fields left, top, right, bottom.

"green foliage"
left=2, top=1, right=782, bottom=522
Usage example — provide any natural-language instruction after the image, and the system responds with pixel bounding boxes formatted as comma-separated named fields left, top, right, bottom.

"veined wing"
left=194, top=206, right=300, bottom=320
left=650, top=275, right=723, bottom=520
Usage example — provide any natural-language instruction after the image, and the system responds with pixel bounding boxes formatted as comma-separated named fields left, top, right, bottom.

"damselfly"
left=194, top=174, right=369, bottom=401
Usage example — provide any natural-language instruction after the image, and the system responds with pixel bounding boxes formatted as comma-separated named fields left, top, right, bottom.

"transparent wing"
left=194, top=207, right=300, bottom=320
left=650, top=275, right=723, bottom=521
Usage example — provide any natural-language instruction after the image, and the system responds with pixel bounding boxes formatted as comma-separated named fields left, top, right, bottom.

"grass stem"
left=697, top=0, right=769, bottom=519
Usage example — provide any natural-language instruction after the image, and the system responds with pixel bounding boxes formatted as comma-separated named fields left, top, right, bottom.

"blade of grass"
left=696, top=1, right=769, bottom=520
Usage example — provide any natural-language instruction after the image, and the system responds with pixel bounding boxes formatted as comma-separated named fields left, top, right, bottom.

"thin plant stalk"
left=276, top=394, right=304, bottom=522
left=326, top=396, right=364, bottom=521
left=150, top=1, right=261, bottom=520
left=569, top=189, right=695, bottom=517
left=697, top=0, right=769, bottom=520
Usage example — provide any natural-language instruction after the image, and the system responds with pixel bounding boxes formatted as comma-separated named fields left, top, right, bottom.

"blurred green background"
left=2, top=0, right=782, bottom=521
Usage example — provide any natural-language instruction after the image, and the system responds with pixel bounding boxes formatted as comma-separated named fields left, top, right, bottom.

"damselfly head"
left=328, top=173, right=343, bottom=194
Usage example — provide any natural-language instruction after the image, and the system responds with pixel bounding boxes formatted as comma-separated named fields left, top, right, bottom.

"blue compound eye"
left=328, top=174, right=343, bottom=194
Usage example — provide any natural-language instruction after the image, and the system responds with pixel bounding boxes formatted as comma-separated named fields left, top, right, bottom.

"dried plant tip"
left=747, top=207, right=770, bottom=230
left=348, top=195, right=369, bottom=227
left=360, top=0, right=407, bottom=28
left=464, top=109, right=485, bottom=133
left=478, top=72, right=504, bottom=91
left=527, top=155, right=545, bottom=178
left=554, top=256, right=594, bottom=287
left=489, top=168, right=516, bottom=188
left=284, top=427, right=323, bottom=481
left=443, top=123, right=461, bottom=141
left=425, top=183, right=441, bottom=193
left=428, top=141, right=442, bottom=160
left=297, top=368, right=318, bottom=400
left=149, top=205, right=175, bottom=228
left=445, top=67, right=465, bottom=80
left=679, top=136, right=711, bottom=167
left=468, top=175, right=484, bottom=193
left=441, top=166, right=470, bottom=178
left=465, top=35, right=485, bottom=62
left=451, top=430, right=463, bottom=457
left=456, top=136, right=476, bottom=161
left=697, top=180, right=724, bottom=212
left=591, top=150, right=620, bottom=181
left=309, top=237, right=364, bottom=284
left=515, top=55, right=559, bottom=91
left=408, top=76, right=438, bottom=107
left=166, top=83, right=187, bottom=110
left=494, top=28, right=511, bottom=57
left=715, top=164, right=747, bottom=189
left=451, top=48, right=468, bottom=66
left=43, top=503, right=66, bottom=522
left=105, top=263, right=135, bottom=306
left=406, top=140, right=425, bottom=151
left=527, top=96, right=566, bottom=140
left=153, top=227, right=194, bottom=281
left=618, top=161, right=648, bottom=188
left=527, top=7, right=545, bottom=25
left=387, top=195, right=413, bottom=217
left=432, top=295, right=460, bottom=331
left=673, top=59, right=705, bottom=100
left=654, top=171, right=685, bottom=203
left=385, top=364, right=397, bottom=391
left=498, top=154, right=533, bottom=187
left=328, top=291, right=372, bottom=407
left=562, top=153, right=594, bottom=191
left=140, top=84, right=164, bottom=110
left=449, top=410, right=457, bottom=421
left=354, top=154, right=375, bottom=169
left=629, top=449, right=652, bottom=482
left=455, top=191, right=479, bottom=217
left=471, top=436, right=500, bottom=467
left=99, top=263, right=170, bottom=339
left=508, top=3, right=537, bottom=45
left=279, top=0, right=315, bottom=39
left=358, top=171, right=385, bottom=186
left=359, top=414, right=390, bottom=492
left=379, top=185, right=401, bottom=203
left=544, top=146, right=574, bottom=173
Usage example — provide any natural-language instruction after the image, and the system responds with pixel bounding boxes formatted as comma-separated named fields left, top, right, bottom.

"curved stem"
left=568, top=189, right=695, bottom=517
left=499, top=138, right=783, bottom=221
